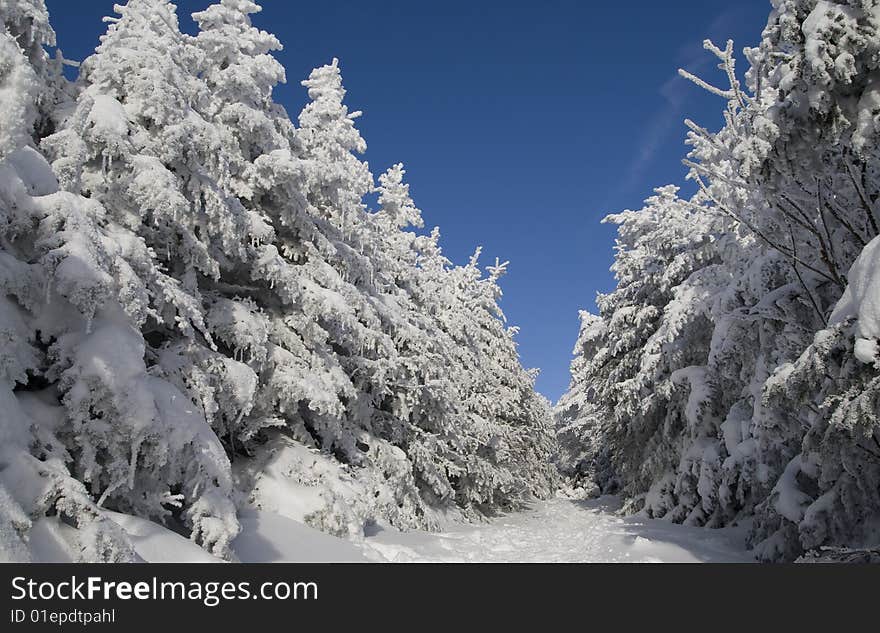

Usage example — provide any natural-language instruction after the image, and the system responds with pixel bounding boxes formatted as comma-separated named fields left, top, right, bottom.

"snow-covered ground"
left=47, top=495, right=749, bottom=563
left=22, top=494, right=752, bottom=563
left=360, top=496, right=753, bottom=563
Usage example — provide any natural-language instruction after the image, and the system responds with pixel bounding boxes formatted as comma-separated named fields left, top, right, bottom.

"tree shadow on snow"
left=570, top=496, right=755, bottom=563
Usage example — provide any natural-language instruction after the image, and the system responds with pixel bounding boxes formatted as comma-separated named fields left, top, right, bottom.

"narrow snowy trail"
left=360, top=497, right=753, bottom=563
left=90, top=495, right=753, bottom=563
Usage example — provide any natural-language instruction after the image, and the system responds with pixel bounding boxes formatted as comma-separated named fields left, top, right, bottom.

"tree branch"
left=844, top=154, right=879, bottom=238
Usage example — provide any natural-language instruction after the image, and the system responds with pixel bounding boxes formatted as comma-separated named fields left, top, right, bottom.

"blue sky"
left=45, top=0, right=771, bottom=401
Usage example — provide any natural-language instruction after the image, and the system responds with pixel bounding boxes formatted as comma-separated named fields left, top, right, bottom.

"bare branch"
left=788, top=221, right=828, bottom=327
left=844, top=154, right=879, bottom=238
left=689, top=174, right=842, bottom=288
left=678, top=68, right=735, bottom=100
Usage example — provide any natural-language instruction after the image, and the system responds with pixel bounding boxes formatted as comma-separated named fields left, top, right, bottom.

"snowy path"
left=360, top=497, right=753, bottom=563
left=83, top=495, right=752, bottom=563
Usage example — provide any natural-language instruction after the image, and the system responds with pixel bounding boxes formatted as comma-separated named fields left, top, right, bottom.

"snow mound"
left=830, top=234, right=880, bottom=365
left=6, top=146, right=57, bottom=195
left=103, top=509, right=368, bottom=563
left=233, top=511, right=367, bottom=563
left=27, top=519, right=78, bottom=563
left=106, top=512, right=219, bottom=563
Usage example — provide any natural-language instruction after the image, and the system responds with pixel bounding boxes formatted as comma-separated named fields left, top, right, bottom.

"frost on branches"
left=559, top=0, right=880, bottom=560
left=1, top=0, right=135, bottom=561
left=0, top=0, right=555, bottom=561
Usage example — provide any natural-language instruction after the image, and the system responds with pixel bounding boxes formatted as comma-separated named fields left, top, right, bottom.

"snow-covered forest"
left=557, top=0, right=880, bottom=561
left=0, top=0, right=557, bottom=562
left=4, top=0, right=880, bottom=565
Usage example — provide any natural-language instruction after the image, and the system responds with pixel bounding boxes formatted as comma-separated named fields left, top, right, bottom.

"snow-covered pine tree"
left=1, top=0, right=137, bottom=562
left=739, top=0, right=880, bottom=560
left=364, top=165, right=465, bottom=514
left=413, top=243, right=558, bottom=512
left=560, top=0, right=880, bottom=559
left=245, top=60, right=558, bottom=530
left=1, top=0, right=557, bottom=560
left=672, top=1, right=880, bottom=556
left=557, top=186, right=725, bottom=518
left=555, top=311, right=612, bottom=494
left=190, top=3, right=556, bottom=533
left=40, top=0, right=251, bottom=558
left=181, top=22, right=428, bottom=533
left=0, top=0, right=71, bottom=136
left=455, top=255, right=558, bottom=508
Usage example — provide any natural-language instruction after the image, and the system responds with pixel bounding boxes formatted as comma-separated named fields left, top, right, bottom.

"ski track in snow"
left=360, top=496, right=753, bottom=563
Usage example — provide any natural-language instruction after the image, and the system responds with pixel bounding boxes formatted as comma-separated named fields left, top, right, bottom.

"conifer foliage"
left=0, top=0, right=555, bottom=561
left=559, top=0, right=880, bottom=560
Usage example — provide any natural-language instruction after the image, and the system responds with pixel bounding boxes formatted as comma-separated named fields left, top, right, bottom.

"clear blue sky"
left=45, top=0, right=771, bottom=401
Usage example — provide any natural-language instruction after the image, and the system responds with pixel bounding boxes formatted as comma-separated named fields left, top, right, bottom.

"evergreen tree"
left=560, top=0, right=880, bottom=560
left=41, top=0, right=249, bottom=558
left=1, top=0, right=557, bottom=560
left=1, top=0, right=135, bottom=561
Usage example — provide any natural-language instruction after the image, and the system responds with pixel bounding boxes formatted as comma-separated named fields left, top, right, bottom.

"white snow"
left=10, top=0, right=876, bottom=565
left=854, top=337, right=879, bottom=365
left=239, top=439, right=339, bottom=525
left=86, top=94, right=130, bottom=139
left=233, top=510, right=368, bottom=563
left=6, top=146, right=58, bottom=195
left=83, top=496, right=751, bottom=563
left=103, top=508, right=368, bottom=563
left=830, top=234, right=880, bottom=365
left=105, top=512, right=219, bottom=563
left=27, top=519, right=78, bottom=563
left=359, top=497, right=752, bottom=563
left=769, top=456, right=813, bottom=524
